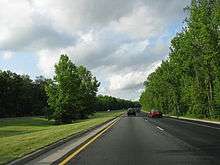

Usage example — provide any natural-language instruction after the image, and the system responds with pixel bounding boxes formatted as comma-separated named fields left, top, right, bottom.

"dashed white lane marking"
left=144, top=118, right=164, bottom=131
left=157, top=126, right=164, bottom=131
left=168, top=118, right=220, bottom=130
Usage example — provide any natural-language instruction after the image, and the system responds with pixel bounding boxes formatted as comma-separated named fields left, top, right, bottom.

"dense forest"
left=0, top=55, right=138, bottom=122
left=140, top=0, right=220, bottom=119
left=96, top=95, right=140, bottom=112
left=0, top=72, right=48, bottom=118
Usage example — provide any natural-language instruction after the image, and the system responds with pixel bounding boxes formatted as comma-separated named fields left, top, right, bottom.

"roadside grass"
left=0, top=110, right=124, bottom=164
left=179, top=114, right=220, bottom=122
left=141, top=109, right=148, bottom=113
left=162, top=113, right=220, bottom=122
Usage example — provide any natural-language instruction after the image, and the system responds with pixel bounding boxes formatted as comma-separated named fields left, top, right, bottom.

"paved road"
left=64, top=112, right=220, bottom=165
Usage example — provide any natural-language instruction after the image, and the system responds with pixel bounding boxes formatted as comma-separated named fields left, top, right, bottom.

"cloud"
left=0, top=0, right=190, bottom=100
left=1, top=51, right=13, bottom=60
left=109, top=60, right=162, bottom=91
left=0, top=1, right=77, bottom=51
left=37, top=49, right=60, bottom=76
left=109, top=71, right=146, bottom=91
left=114, top=5, right=163, bottom=39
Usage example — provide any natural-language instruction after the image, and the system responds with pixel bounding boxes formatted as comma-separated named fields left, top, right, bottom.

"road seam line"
left=58, top=118, right=119, bottom=165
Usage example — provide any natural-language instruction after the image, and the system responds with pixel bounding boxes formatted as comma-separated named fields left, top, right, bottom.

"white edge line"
left=157, top=126, right=164, bottom=131
left=168, top=116, right=220, bottom=125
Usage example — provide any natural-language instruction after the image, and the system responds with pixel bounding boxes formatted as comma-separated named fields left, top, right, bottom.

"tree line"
left=95, top=95, right=140, bottom=112
left=0, top=71, right=48, bottom=118
left=0, top=55, right=139, bottom=123
left=140, top=0, right=220, bottom=119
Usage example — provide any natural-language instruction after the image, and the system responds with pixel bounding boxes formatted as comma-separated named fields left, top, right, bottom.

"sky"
left=0, top=0, right=190, bottom=100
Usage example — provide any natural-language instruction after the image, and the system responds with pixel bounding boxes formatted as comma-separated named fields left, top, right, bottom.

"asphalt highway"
left=64, top=112, right=220, bottom=165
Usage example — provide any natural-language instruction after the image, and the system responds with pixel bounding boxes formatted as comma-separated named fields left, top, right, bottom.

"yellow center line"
left=59, top=119, right=118, bottom=165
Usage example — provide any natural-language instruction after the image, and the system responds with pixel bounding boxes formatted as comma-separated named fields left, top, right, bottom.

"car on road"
left=147, top=109, right=162, bottom=118
left=135, top=107, right=141, bottom=113
left=127, top=108, right=136, bottom=116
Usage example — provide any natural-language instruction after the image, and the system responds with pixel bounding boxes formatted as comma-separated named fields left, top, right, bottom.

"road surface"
left=63, top=112, right=220, bottom=165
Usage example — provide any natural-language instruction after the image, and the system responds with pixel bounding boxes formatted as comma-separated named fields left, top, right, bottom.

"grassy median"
left=0, top=110, right=124, bottom=164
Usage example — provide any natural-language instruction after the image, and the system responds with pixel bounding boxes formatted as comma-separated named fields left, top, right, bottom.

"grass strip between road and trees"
left=0, top=110, right=124, bottom=164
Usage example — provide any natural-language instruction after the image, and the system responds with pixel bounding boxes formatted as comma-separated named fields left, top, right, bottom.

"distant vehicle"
left=127, top=108, right=136, bottom=116
left=147, top=110, right=162, bottom=118
left=135, top=107, right=141, bottom=113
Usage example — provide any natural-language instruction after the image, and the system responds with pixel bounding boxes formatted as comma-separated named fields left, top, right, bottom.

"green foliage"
left=45, top=55, right=100, bottom=123
left=95, top=95, right=140, bottom=111
left=0, top=71, right=49, bottom=118
left=45, top=55, right=80, bottom=123
left=77, top=66, right=100, bottom=118
left=140, top=0, right=220, bottom=119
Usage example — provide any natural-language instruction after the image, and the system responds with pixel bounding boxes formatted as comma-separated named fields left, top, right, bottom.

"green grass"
left=0, top=110, right=124, bottom=164
left=141, top=109, right=148, bottom=113
left=180, top=114, right=220, bottom=122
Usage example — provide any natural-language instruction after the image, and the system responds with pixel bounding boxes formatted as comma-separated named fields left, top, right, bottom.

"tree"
left=0, top=70, right=48, bottom=118
left=45, top=55, right=101, bottom=123
left=33, top=76, right=50, bottom=116
left=77, top=65, right=100, bottom=118
left=95, top=95, right=140, bottom=111
left=45, top=55, right=81, bottom=123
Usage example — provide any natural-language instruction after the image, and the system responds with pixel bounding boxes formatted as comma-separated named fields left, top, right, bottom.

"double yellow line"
left=59, top=119, right=119, bottom=165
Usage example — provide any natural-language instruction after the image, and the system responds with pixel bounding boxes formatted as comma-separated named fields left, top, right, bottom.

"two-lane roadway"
left=62, top=112, right=220, bottom=165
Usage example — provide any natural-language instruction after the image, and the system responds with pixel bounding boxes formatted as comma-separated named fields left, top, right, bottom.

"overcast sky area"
left=0, top=0, right=190, bottom=100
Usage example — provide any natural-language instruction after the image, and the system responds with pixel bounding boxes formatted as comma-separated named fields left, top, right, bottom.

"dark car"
left=135, top=107, right=141, bottom=113
left=127, top=108, right=136, bottom=116
left=147, top=110, right=162, bottom=118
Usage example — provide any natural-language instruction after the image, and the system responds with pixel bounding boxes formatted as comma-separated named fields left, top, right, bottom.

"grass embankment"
left=176, top=114, right=220, bottom=122
left=0, top=110, right=124, bottom=164
left=141, top=109, right=147, bottom=113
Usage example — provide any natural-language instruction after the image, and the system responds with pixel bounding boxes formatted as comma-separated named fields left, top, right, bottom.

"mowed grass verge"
left=0, top=110, right=124, bottom=164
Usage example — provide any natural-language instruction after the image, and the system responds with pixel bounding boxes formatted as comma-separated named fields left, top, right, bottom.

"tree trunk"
left=207, top=77, right=214, bottom=118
